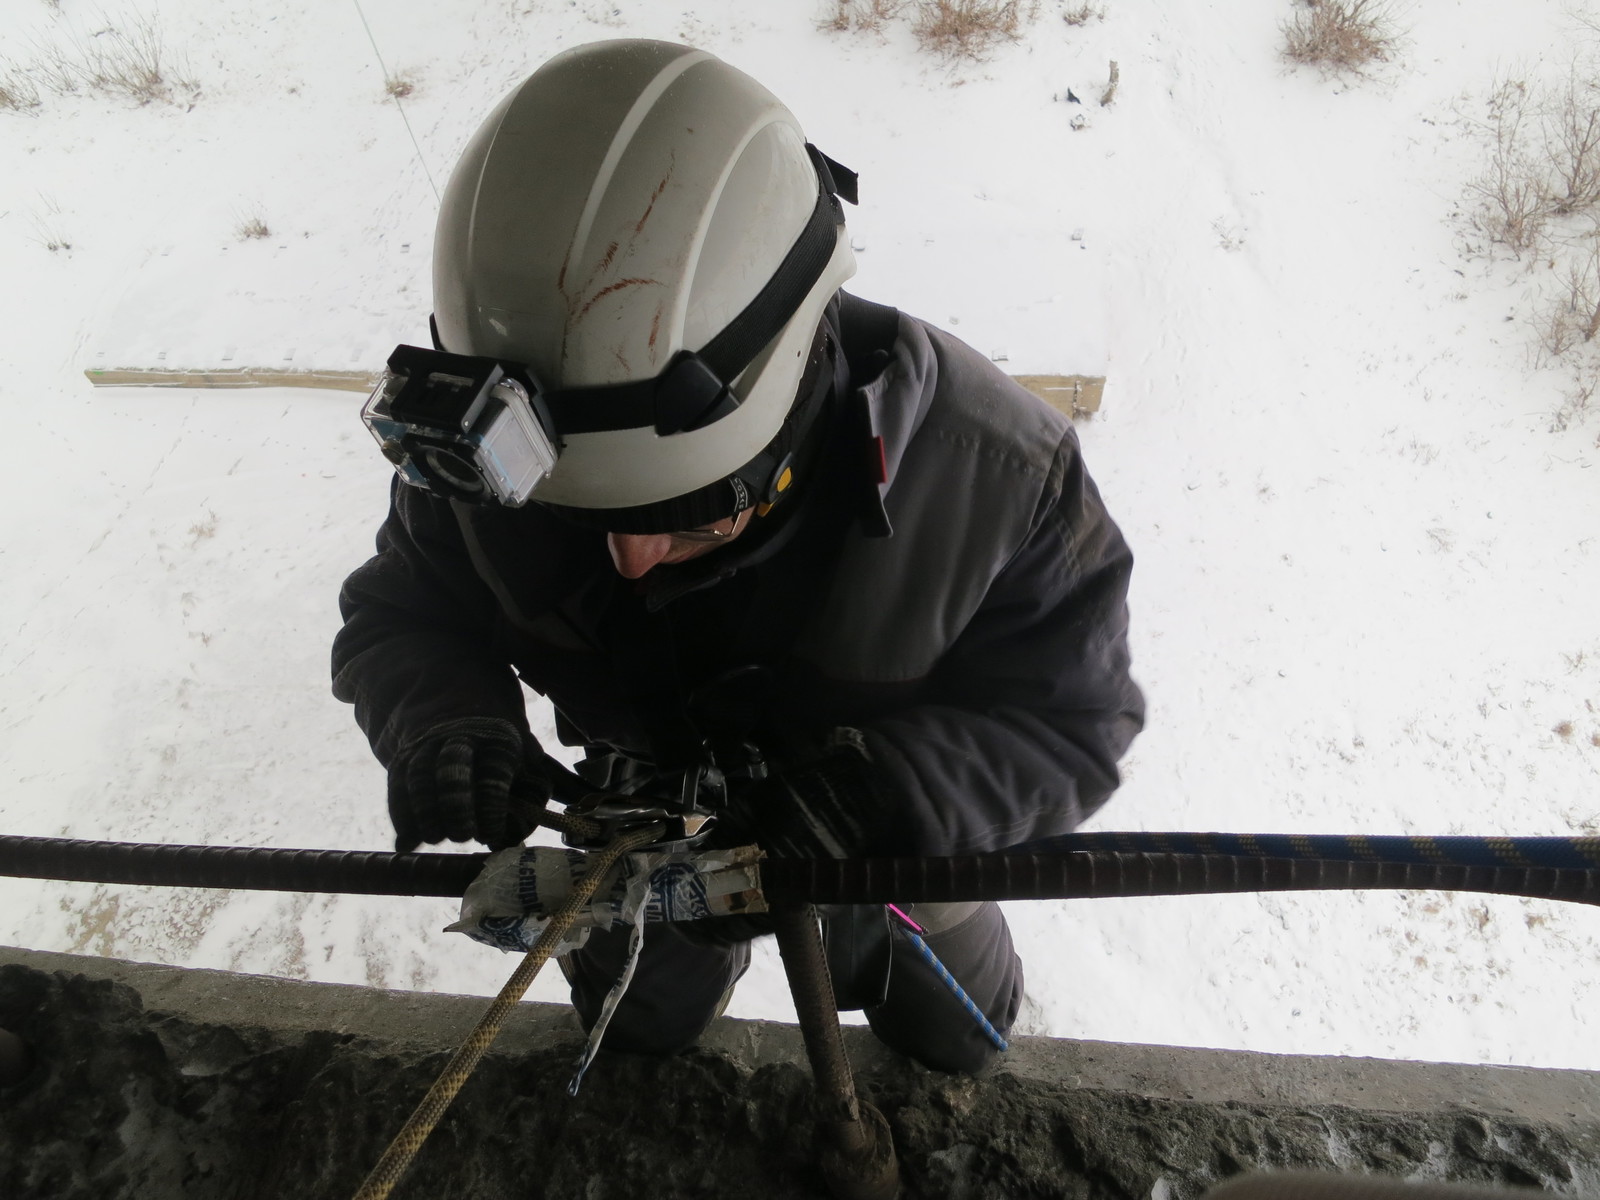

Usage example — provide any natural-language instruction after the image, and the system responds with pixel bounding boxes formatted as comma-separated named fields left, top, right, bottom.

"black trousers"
left=560, top=901, right=1023, bottom=1075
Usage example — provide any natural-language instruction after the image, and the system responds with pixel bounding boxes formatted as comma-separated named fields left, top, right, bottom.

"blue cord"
left=891, top=915, right=1009, bottom=1053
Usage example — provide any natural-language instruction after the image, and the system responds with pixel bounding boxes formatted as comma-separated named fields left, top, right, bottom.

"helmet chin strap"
left=736, top=320, right=837, bottom=522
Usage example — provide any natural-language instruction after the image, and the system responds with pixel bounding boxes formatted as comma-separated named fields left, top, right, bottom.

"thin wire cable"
left=351, top=0, right=440, bottom=201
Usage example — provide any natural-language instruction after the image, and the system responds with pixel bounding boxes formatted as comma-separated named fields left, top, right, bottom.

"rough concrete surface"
left=2, top=946, right=1597, bottom=1200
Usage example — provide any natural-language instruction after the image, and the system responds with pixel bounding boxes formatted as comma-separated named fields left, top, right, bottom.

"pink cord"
left=886, top=903, right=924, bottom=933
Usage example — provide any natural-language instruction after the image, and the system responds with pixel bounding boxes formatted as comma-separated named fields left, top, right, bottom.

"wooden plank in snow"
left=83, top=366, right=382, bottom=391
left=84, top=366, right=1109, bottom=418
left=1012, top=374, right=1104, bottom=418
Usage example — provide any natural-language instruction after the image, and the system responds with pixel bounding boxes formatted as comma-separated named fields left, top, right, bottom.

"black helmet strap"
left=544, top=317, right=838, bottom=535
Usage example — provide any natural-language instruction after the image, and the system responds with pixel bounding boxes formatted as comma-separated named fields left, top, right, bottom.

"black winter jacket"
left=332, top=294, right=1144, bottom=856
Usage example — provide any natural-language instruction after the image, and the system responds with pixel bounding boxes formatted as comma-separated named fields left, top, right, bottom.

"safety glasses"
left=663, top=516, right=740, bottom=545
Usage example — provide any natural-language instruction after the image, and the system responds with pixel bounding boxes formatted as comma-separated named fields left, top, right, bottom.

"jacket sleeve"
left=858, top=441, right=1144, bottom=856
left=331, top=481, right=530, bottom=767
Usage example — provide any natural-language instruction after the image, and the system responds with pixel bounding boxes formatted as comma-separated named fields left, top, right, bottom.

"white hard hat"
left=431, top=39, right=857, bottom=528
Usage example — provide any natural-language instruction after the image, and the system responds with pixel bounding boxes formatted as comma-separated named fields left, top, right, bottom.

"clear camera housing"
left=361, top=346, right=559, bottom=506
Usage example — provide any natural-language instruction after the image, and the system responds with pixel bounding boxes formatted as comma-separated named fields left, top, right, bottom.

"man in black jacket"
left=333, top=40, right=1143, bottom=1074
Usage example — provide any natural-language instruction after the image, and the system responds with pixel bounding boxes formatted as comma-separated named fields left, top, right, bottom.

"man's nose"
left=606, top=532, right=676, bottom=579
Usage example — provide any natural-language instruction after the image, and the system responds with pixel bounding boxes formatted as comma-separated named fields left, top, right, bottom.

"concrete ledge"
left=3, top=946, right=1598, bottom=1199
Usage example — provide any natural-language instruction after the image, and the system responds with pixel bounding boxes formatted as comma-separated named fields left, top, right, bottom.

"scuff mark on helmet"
left=630, top=172, right=668, bottom=236
left=574, top=277, right=663, bottom=323
left=561, top=156, right=673, bottom=352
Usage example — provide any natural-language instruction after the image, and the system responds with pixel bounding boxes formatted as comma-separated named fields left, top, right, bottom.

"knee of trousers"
left=864, top=900, right=1024, bottom=1075
left=561, top=922, right=752, bottom=1056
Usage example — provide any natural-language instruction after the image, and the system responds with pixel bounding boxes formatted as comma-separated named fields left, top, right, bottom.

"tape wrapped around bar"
left=446, top=843, right=766, bottom=954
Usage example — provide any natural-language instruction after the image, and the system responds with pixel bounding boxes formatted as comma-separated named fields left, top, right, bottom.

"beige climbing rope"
left=351, top=821, right=664, bottom=1200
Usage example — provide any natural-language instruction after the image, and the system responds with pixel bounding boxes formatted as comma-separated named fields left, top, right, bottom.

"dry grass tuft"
left=236, top=215, right=270, bottom=241
left=72, top=17, right=191, bottom=105
left=1062, top=3, right=1102, bottom=26
left=1282, top=0, right=1399, bottom=76
left=0, top=69, right=41, bottom=112
left=819, top=0, right=907, bottom=33
left=384, top=73, right=415, bottom=100
left=29, top=198, right=72, bottom=253
left=1, top=13, right=196, bottom=111
left=911, top=0, right=1032, bottom=60
left=188, top=511, right=219, bottom=543
left=821, top=0, right=1044, bottom=62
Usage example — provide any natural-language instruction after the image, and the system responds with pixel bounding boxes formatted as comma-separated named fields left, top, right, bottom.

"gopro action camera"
left=361, top=344, right=559, bottom=506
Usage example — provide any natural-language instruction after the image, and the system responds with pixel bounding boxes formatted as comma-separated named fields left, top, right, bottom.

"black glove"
left=716, top=728, right=895, bottom=859
left=387, top=717, right=553, bottom=853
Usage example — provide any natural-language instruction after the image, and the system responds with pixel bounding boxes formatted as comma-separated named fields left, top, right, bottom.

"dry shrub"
left=1568, top=241, right=1600, bottom=350
left=1062, top=3, right=1102, bottom=26
left=1468, top=80, right=1551, bottom=257
left=1549, top=374, right=1596, bottom=433
left=1544, top=74, right=1600, bottom=215
left=910, top=1, right=1033, bottom=61
left=1462, top=69, right=1600, bottom=411
left=1282, top=0, right=1398, bottom=76
left=1552, top=244, right=1600, bottom=356
left=236, top=215, right=271, bottom=241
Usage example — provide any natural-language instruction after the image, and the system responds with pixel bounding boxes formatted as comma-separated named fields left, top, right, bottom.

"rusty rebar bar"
left=771, top=903, right=899, bottom=1200
left=3, top=835, right=1597, bottom=908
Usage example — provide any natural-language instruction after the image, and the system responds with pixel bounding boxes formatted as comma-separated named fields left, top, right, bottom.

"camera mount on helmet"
left=361, top=345, right=559, bottom=506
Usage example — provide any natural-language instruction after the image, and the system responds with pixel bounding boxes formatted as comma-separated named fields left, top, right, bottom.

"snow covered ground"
left=1, top=0, right=1597, bottom=1070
